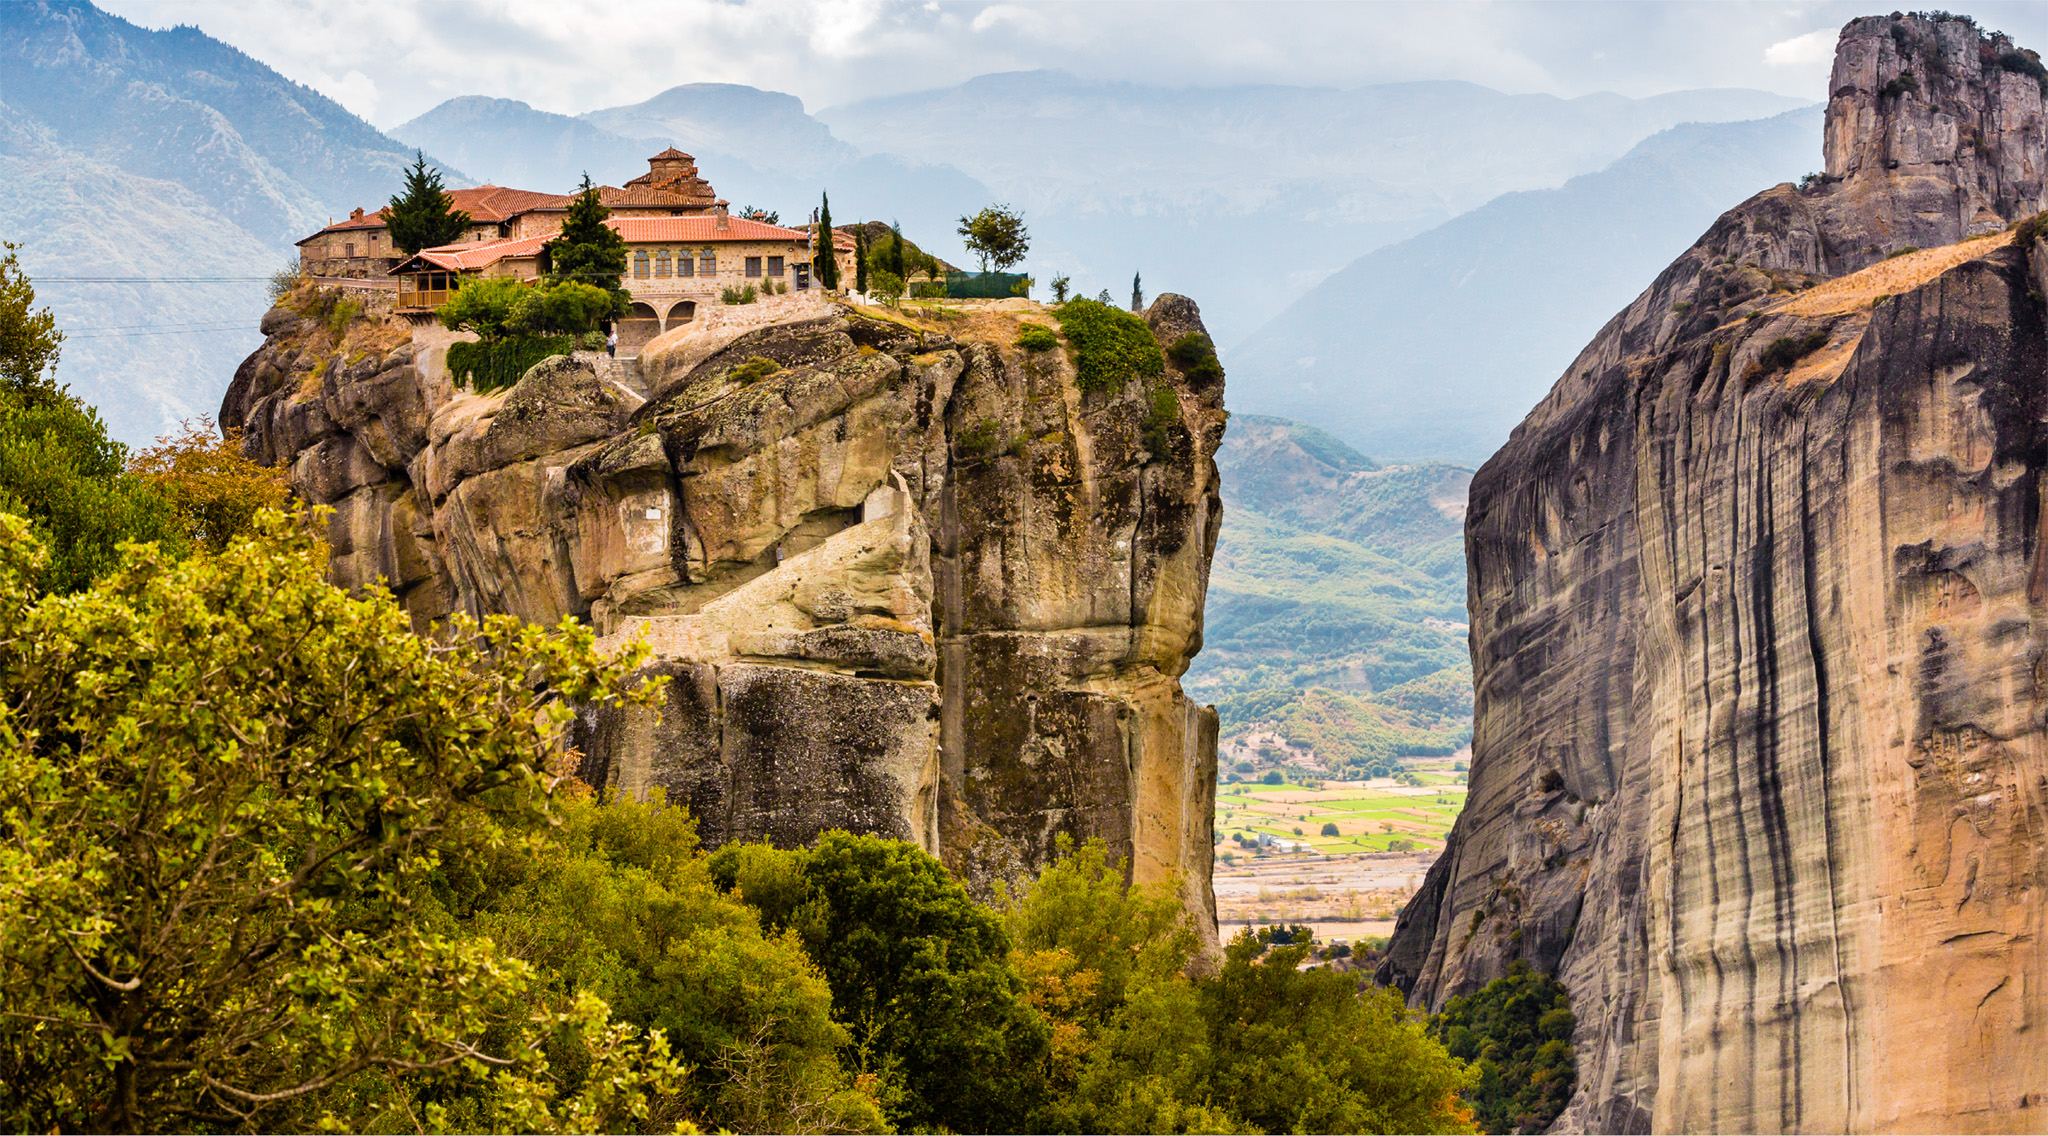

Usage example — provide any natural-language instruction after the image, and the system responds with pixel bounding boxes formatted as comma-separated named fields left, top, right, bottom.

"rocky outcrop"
left=222, top=293, right=1226, bottom=943
left=1381, top=14, right=2048, bottom=1133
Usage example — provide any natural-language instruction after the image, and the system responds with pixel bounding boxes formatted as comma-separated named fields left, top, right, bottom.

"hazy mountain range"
left=1227, top=106, right=1826, bottom=464
left=2, top=0, right=1815, bottom=457
left=0, top=0, right=450, bottom=446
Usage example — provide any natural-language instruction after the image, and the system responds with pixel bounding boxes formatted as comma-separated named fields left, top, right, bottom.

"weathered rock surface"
left=1381, top=15, right=2048, bottom=1133
left=222, top=296, right=1226, bottom=943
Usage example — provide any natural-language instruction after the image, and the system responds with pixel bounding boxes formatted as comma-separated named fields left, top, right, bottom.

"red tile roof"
left=302, top=185, right=569, bottom=242
left=609, top=216, right=810, bottom=243
left=395, top=217, right=810, bottom=275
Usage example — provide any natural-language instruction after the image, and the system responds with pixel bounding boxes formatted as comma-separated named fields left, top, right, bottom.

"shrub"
left=578, top=329, right=606, bottom=350
left=720, top=283, right=759, bottom=305
left=445, top=335, right=573, bottom=393
left=1755, top=328, right=1832, bottom=374
left=1886, top=245, right=1922, bottom=259
left=1015, top=324, right=1058, bottom=352
left=1054, top=298, right=1164, bottom=392
left=1321, top=822, right=1340, bottom=837
left=267, top=260, right=303, bottom=302
left=1166, top=330, right=1224, bottom=385
left=1432, top=960, right=1577, bottom=1134
left=1142, top=383, right=1179, bottom=456
left=1880, top=70, right=1921, bottom=99
left=727, top=355, right=782, bottom=384
left=869, top=269, right=905, bottom=305
left=1261, top=770, right=1284, bottom=785
left=956, top=416, right=1003, bottom=456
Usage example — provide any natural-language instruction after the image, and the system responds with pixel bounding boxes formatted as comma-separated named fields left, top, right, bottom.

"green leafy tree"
left=816, top=192, right=839, bottom=290
left=0, top=511, right=668, bottom=1132
left=1431, top=961, right=1576, bottom=1134
left=0, top=243, right=61, bottom=406
left=462, top=792, right=885, bottom=1134
left=542, top=174, right=629, bottom=311
left=126, top=418, right=290, bottom=555
left=957, top=204, right=1030, bottom=273
left=1051, top=274, right=1072, bottom=303
left=868, top=270, right=905, bottom=307
left=385, top=150, right=471, bottom=255
left=710, top=833, right=1050, bottom=1131
left=1201, top=933, right=1475, bottom=1133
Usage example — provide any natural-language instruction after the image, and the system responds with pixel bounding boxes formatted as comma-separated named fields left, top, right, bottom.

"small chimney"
left=350, top=207, right=364, bottom=220
left=715, top=199, right=729, bottom=230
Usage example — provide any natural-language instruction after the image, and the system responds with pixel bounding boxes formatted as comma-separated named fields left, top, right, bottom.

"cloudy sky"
left=99, top=0, right=2045, bottom=128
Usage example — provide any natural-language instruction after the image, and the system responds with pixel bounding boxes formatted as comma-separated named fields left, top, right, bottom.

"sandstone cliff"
left=220, top=294, right=1227, bottom=942
left=1380, top=14, right=2048, bottom=1133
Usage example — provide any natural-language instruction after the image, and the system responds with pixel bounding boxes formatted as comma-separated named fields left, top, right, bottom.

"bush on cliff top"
left=446, top=335, right=573, bottom=393
left=1054, top=297, right=1164, bottom=392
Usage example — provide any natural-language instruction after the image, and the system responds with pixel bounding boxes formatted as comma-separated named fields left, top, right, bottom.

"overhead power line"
left=33, top=276, right=274, bottom=283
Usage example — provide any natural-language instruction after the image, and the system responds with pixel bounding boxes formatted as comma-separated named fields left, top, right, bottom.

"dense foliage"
left=1015, top=324, right=1058, bottom=352
left=0, top=512, right=676, bottom=1132
left=386, top=151, right=471, bottom=255
left=1166, top=331, right=1223, bottom=386
left=445, top=337, right=575, bottom=393
left=710, top=834, right=1048, bottom=1132
left=1054, top=298, right=1165, bottom=392
left=1432, top=962, right=1577, bottom=1134
left=0, top=252, right=280, bottom=592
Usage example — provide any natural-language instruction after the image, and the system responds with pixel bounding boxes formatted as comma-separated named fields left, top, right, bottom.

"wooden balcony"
left=396, top=285, right=452, bottom=312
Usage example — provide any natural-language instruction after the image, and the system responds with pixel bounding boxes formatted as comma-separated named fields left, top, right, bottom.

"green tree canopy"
left=0, top=243, right=61, bottom=406
left=0, top=511, right=672, bottom=1131
left=958, top=204, right=1030, bottom=273
left=1431, top=960, right=1576, bottom=1134
left=385, top=150, right=471, bottom=255
left=438, top=278, right=614, bottom=342
left=542, top=174, right=629, bottom=312
left=709, top=833, right=1050, bottom=1131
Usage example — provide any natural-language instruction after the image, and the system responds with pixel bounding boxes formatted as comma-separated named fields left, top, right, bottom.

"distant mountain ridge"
left=1227, top=105, right=1826, bottom=463
left=0, top=0, right=461, bottom=447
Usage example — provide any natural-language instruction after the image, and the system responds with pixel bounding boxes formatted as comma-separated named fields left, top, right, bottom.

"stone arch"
left=666, top=299, right=697, bottom=327
left=617, top=302, right=660, bottom=352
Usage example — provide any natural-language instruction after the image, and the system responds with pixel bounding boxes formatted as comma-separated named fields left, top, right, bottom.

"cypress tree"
left=542, top=173, right=629, bottom=312
left=385, top=151, right=470, bottom=255
left=888, top=220, right=907, bottom=279
left=1132, top=270, right=1144, bottom=312
left=816, top=192, right=839, bottom=289
left=854, top=223, right=869, bottom=295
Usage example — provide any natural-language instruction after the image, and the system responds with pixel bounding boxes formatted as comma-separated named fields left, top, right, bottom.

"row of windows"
left=630, top=250, right=796, bottom=279
left=634, top=248, right=718, bottom=278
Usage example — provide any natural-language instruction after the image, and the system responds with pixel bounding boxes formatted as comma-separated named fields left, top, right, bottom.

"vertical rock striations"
left=1382, top=14, right=2048, bottom=1133
left=222, top=298, right=1226, bottom=944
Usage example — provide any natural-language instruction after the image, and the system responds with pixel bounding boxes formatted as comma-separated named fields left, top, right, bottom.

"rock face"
left=222, top=294, right=1226, bottom=942
left=1380, top=15, right=2048, bottom=1133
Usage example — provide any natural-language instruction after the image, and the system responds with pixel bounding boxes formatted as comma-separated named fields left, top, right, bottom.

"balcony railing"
left=396, top=286, right=452, bottom=311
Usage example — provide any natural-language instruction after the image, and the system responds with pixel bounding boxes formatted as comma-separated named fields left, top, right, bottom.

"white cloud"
left=89, top=0, right=2048, bottom=129
left=1764, top=28, right=1836, bottom=66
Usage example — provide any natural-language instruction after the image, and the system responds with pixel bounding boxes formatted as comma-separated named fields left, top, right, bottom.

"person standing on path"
left=606, top=326, right=618, bottom=358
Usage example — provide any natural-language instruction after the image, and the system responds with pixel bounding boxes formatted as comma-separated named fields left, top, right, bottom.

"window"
left=344, top=242, right=354, bottom=259
left=635, top=251, right=651, bottom=278
left=767, top=256, right=784, bottom=277
left=677, top=253, right=693, bottom=277
left=699, top=250, right=716, bottom=275
left=655, top=250, right=671, bottom=277
left=745, top=256, right=762, bottom=278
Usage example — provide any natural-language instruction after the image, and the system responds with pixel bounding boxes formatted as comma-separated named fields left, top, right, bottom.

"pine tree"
left=385, top=151, right=470, bottom=255
left=816, top=192, right=839, bottom=290
left=542, top=173, right=628, bottom=312
left=854, top=223, right=869, bottom=295
left=888, top=220, right=907, bottom=279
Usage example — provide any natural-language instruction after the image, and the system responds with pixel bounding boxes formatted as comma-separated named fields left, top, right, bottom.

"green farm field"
left=1213, top=770, right=1467, bottom=859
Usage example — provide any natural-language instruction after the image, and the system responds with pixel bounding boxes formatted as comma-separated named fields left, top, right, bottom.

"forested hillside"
left=1185, top=415, right=1474, bottom=778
